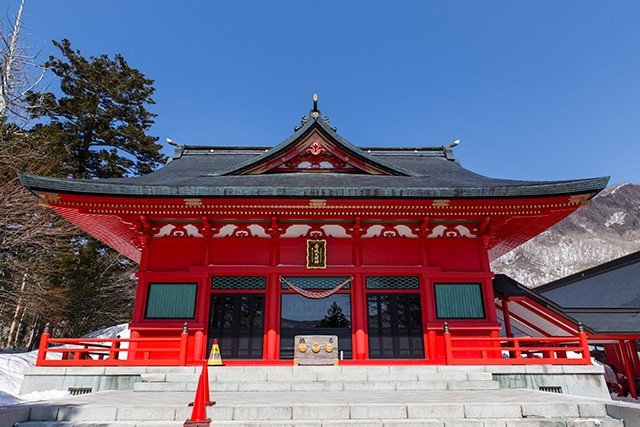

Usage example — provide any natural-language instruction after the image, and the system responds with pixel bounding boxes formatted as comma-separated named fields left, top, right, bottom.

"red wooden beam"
left=619, top=339, right=638, bottom=399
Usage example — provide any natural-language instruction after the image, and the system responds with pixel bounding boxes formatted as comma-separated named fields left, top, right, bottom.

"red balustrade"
left=36, top=324, right=207, bottom=367
left=36, top=322, right=591, bottom=367
left=443, top=323, right=591, bottom=365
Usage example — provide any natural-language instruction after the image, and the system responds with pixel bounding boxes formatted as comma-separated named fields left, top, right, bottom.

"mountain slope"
left=492, top=183, right=640, bottom=287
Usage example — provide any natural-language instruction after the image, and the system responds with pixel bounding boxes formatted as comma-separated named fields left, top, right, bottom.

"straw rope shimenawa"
left=279, top=276, right=353, bottom=299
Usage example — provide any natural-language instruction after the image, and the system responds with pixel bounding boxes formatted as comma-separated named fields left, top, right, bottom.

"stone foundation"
left=488, top=364, right=610, bottom=399
left=20, top=364, right=611, bottom=401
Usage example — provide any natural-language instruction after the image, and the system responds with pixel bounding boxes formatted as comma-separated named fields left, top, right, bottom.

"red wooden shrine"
left=21, top=96, right=609, bottom=366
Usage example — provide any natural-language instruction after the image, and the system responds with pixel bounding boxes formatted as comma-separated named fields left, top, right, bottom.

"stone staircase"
left=7, top=366, right=633, bottom=426
left=12, top=397, right=626, bottom=426
left=133, top=365, right=501, bottom=393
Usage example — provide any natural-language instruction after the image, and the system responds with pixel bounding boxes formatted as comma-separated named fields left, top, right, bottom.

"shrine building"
left=20, top=96, right=609, bottom=364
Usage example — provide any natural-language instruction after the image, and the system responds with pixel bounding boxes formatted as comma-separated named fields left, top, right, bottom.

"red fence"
left=36, top=324, right=591, bottom=367
left=36, top=326, right=207, bottom=367
left=444, top=327, right=591, bottom=365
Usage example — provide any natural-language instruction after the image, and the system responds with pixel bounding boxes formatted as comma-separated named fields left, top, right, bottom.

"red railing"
left=443, top=324, right=591, bottom=365
left=36, top=323, right=591, bottom=367
left=36, top=324, right=207, bottom=367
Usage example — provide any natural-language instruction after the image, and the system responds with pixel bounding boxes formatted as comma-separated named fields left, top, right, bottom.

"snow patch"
left=19, top=389, right=70, bottom=402
left=81, top=323, right=129, bottom=339
left=0, top=323, right=128, bottom=405
left=604, top=211, right=626, bottom=227
left=0, top=351, right=38, bottom=396
left=609, top=182, right=629, bottom=195
left=0, top=391, right=22, bottom=406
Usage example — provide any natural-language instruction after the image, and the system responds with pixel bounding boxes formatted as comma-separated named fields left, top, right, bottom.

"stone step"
left=132, top=379, right=500, bottom=392
left=19, top=401, right=609, bottom=422
left=141, top=365, right=490, bottom=375
left=142, top=371, right=494, bottom=383
left=14, top=418, right=625, bottom=427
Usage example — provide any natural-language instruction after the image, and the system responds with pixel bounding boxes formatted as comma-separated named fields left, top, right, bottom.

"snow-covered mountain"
left=492, top=183, right=640, bottom=288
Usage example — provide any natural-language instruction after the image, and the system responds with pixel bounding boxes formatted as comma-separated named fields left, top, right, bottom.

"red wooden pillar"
left=197, top=277, right=209, bottom=327
left=128, top=330, right=140, bottom=361
left=501, top=299, right=513, bottom=337
left=577, top=325, right=590, bottom=365
left=419, top=274, right=430, bottom=360
left=179, top=323, right=189, bottom=366
left=626, top=340, right=640, bottom=376
left=194, top=331, right=205, bottom=361
left=352, top=273, right=367, bottom=360
left=422, top=275, right=437, bottom=360
left=427, top=330, right=437, bottom=361
left=265, top=273, right=279, bottom=360
left=352, top=239, right=367, bottom=360
left=138, top=235, right=150, bottom=272
left=489, top=329, right=501, bottom=358
left=36, top=323, right=51, bottom=366
left=443, top=323, right=453, bottom=365
left=264, top=239, right=280, bottom=360
left=619, top=339, right=638, bottom=399
left=482, top=278, right=498, bottom=323
left=479, top=239, right=498, bottom=324
left=131, top=237, right=150, bottom=324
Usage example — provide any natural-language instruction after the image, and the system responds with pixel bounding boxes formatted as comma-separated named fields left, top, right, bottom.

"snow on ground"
left=0, top=350, right=38, bottom=396
left=81, top=323, right=129, bottom=340
left=0, top=323, right=128, bottom=405
left=0, top=390, right=22, bottom=406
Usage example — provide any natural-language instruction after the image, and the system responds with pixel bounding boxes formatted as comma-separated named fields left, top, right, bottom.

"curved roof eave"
left=18, top=174, right=610, bottom=200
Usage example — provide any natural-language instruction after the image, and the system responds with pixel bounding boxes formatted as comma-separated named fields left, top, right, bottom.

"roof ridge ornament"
left=294, top=115, right=308, bottom=132
left=310, top=93, right=321, bottom=118
left=294, top=94, right=336, bottom=131
left=443, top=139, right=461, bottom=164
left=322, top=115, right=336, bottom=131
left=166, top=138, right=185, bottom=162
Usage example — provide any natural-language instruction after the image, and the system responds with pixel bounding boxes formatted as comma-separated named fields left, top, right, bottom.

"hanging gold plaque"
left=306, top=239, right=326, bottom=269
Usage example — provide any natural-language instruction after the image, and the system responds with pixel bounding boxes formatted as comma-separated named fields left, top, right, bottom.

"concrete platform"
left=19, top=365, right=610, bottom=400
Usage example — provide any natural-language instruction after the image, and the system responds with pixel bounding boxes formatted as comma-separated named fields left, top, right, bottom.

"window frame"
left=144, top=282, right=198, bottom=320
left=433, top=282, right=485, bottom=320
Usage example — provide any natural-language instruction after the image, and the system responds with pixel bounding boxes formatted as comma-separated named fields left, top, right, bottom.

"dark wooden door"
left=367, top=293, right=424, bottom=359
left=208, top=293, right=264, bottom=359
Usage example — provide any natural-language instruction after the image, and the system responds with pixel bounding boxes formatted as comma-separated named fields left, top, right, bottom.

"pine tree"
left=28, top=39, right=164, bottom=178
left=317, top=302, right=350, bottom=328
left=0, top=39, right=166, bottom=345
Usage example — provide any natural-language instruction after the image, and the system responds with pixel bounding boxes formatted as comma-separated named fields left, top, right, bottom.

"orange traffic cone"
left=207, top=339, right=224, bottom=366
left=190, top=360, right=214, bottom=406
left=184, top=363, right=211, bottom=426
left=201, top=360, right=213, bottom=406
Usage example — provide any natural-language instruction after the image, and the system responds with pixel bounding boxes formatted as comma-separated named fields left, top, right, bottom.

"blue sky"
left=14, top=1, right=640, bottom=184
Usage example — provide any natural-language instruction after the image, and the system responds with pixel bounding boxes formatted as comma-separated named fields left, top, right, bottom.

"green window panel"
left=281, top=276, right=351, bottom=290
left=366, top=276, right=420, bottom=290
left=434, top=283, right=485, bottom=319
left=211, top=276, right=266, bottom=290
left=145, top=283, right=197, bottom=319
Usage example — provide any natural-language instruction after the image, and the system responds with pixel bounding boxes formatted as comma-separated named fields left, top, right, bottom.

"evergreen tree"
left=317, top=302, right=350, bottom=328
left=29, top=39, right=164, bottom=178
left=1, top=39, right=165, bottom=346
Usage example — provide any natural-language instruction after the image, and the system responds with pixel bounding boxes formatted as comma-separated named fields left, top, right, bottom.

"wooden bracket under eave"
left=568, top=193, right=591, bottom=207
left=38, top=191, right=60, bottom=205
